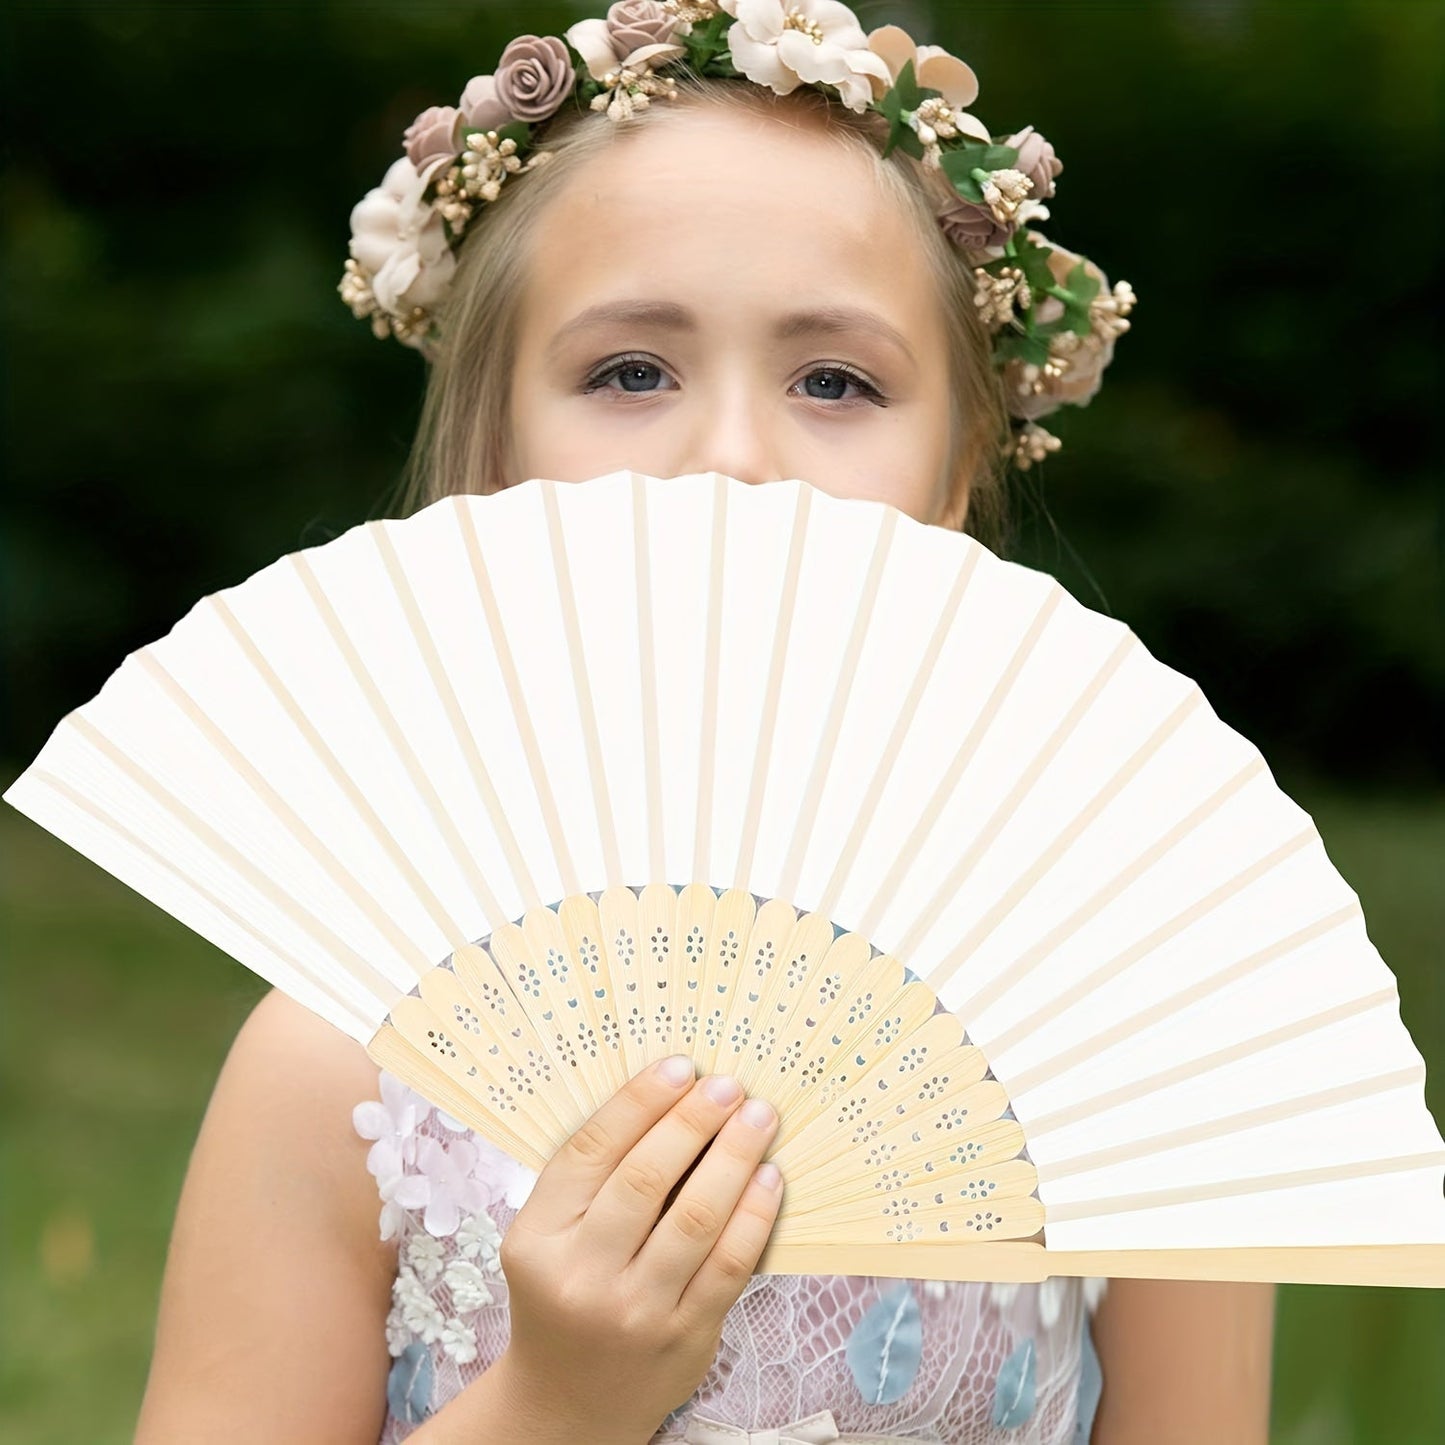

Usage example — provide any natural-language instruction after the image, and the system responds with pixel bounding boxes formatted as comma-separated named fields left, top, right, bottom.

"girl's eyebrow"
left=546, top=298, right=917, bottom=367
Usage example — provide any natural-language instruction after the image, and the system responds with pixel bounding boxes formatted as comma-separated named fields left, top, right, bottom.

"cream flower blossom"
left=864, top=23, right=989, bottom=141
left=345, top=154, right=457, bottom=321
left=717, top=0, right=891, bottom=113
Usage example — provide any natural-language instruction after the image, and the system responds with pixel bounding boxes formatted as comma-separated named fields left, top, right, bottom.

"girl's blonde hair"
left=391, top=73, right=1013, bottom=551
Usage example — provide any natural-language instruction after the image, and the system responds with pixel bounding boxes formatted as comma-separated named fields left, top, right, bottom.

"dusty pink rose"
left=494, top=34, right=574, bottom=123
left=936, top=193, right=1016, bottom=253
left=459, top=74, right=512, bottom=131
left=1004, top=124, right=1062, bottom=202
left=403, top=105, right=464, bottom=170
left=606, top=0, right=681, bottom=53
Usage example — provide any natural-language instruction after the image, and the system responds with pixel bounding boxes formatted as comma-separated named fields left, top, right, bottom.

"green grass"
left=0, top=776, right=1441, bottom=1442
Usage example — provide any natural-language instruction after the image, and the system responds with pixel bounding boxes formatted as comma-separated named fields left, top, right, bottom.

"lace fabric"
left=357, top=1071, right=1105, bottom=1444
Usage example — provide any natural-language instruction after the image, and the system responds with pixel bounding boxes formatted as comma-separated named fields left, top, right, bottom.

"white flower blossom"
left=471, top=1137, right=540, bottom=1211
left=394, top=1265, right=446, bottom=1344
left=443, top=1257, right=498, bottom=1313
left=439, top=1317, right=480, bottom=1365
left=384, top=1305, right=414, bottom=1357
left=414, top=1135, right=490, bottom=1237
left=376, top=1170, right=430, bottom=1243
left=353, top=1070, right=428, bottom=1179
left=718, top=0, right=891, bottom=113
left=454, top=1209, right=504, bottom=1272
left=405, top=1231, right=446, bottom=1285
left=345, top=154, right=457, bottom=322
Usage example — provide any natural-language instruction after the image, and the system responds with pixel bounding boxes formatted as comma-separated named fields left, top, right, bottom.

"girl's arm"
left=1088, top=1277, right=1276, bottom=1444
left=133, top=987, right=400, bottom=1443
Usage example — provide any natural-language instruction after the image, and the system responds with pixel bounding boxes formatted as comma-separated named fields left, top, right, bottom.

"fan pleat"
left=772, top=505, right=900, bottom=904
left=370, top=519, right=522, bottom=919
left=538, top=481, right=627, bottom=887
left=694, top=476, right=728, bottom=884
left=207, top=593, right=457, bottom=970
left=27, top=764, right=379, bottom=1035
left=732, top=484, right=812, bottom=888
left=630, top=477, right=668, bottom=883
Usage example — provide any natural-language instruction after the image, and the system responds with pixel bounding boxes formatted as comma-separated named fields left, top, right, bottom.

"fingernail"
left=754, top=1161, right=781, bottom=1191
left=657, top=1055, right=694, bottom=1086
left=702, top=1074, right=741, bottom=1105
left=740, top=1097, right=775, bottom=1129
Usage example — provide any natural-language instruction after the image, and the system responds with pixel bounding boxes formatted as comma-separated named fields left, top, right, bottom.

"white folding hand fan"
left=7, top=470, right=1443, bottom=1287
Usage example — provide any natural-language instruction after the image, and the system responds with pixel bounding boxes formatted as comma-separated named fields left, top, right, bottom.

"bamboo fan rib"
left=6, top=469, right=1444, bottom=1288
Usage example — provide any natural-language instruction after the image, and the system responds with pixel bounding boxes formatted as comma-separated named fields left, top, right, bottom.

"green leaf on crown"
left=1009, top=229, right=1059, bottom=295
left=459, top=120, right=533, bottom=152
left=993, top=331, right=1051, bottom=368
left=1060, top=260, right=1101, bottom=336
left=872, top=58, right=927, bottom=160
left=681, top=11, right=733, bottom=70
left=495, top=121, right=531, bottom=149
left=939, top=141, right=1020, bottom=203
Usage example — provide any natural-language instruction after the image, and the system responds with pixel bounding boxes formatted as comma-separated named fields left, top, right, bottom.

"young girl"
left=133, top=5, right=1275, bottom=1441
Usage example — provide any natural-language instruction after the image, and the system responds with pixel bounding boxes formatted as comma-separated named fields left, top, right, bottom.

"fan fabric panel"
left=6, top=469, right=1443, bottom=1279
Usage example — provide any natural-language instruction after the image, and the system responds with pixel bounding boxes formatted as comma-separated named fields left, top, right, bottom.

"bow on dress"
left=682, top=1408, right=842, bottom=1444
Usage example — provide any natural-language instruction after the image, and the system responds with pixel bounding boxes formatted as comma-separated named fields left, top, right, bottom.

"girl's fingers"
left=518, top=1055, right=698, bottom=1236
left=579, top=1074, right=755, bottom=1272
left=629, top=1096, right=781, bottom=1295
left=674, top=1156, right=785, bottom=1330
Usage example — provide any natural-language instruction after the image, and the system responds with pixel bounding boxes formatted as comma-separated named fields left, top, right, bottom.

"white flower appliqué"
left=393, top=1265, right=446, bottom=1345
left=443, top=1257, right=498, bottom=1313
left=405, top=1232, right=447, bottom=1285
left=414, top=1135, right=489, bottom=1237
left=454, top=1209, right=505, bottom=1274
left=353, top=1070, right=428, bottom=1180
left=439, top=1316, right=480, bottom=1365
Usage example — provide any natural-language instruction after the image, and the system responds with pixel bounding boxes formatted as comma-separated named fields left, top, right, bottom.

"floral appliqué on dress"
left=355, top=1070, right=1105, bottom=1444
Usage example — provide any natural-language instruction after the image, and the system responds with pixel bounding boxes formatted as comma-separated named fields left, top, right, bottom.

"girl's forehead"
left=537, top=107, right=919, bottom=255
left=523, top=112, right=932, bottom=337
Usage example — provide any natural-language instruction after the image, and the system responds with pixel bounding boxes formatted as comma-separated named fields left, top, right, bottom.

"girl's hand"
left=493, top=1056, right=784, bottom=1441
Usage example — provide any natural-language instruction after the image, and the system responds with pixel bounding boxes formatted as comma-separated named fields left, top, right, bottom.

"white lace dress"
left=355, top=1072, right=1106, bottom=1444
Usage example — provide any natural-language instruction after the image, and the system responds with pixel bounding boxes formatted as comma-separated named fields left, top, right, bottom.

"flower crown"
left=338, top=0, right=1136, bottom=472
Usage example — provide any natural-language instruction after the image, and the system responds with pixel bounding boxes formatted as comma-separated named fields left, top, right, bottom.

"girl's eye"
left=582, top=354, right=886, bottom=406
left=584, top=355, right=675, bottom=396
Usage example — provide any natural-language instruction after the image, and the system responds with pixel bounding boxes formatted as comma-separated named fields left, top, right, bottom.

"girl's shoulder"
left=136, top=988, right=398, bottom=1440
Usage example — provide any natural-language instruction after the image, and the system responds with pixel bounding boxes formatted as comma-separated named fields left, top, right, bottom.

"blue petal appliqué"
left=846, top=1280, right=923, bottom=1405
left=1072, top=1314, right=1103, bottom=1443
left=991, top=1336, right=1038, bottom=1429
left=387, top=1340, right=434, bottom=1425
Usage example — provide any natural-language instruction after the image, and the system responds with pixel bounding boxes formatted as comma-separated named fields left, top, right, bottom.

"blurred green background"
left=1, top=0, right=1441, bottom=1441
